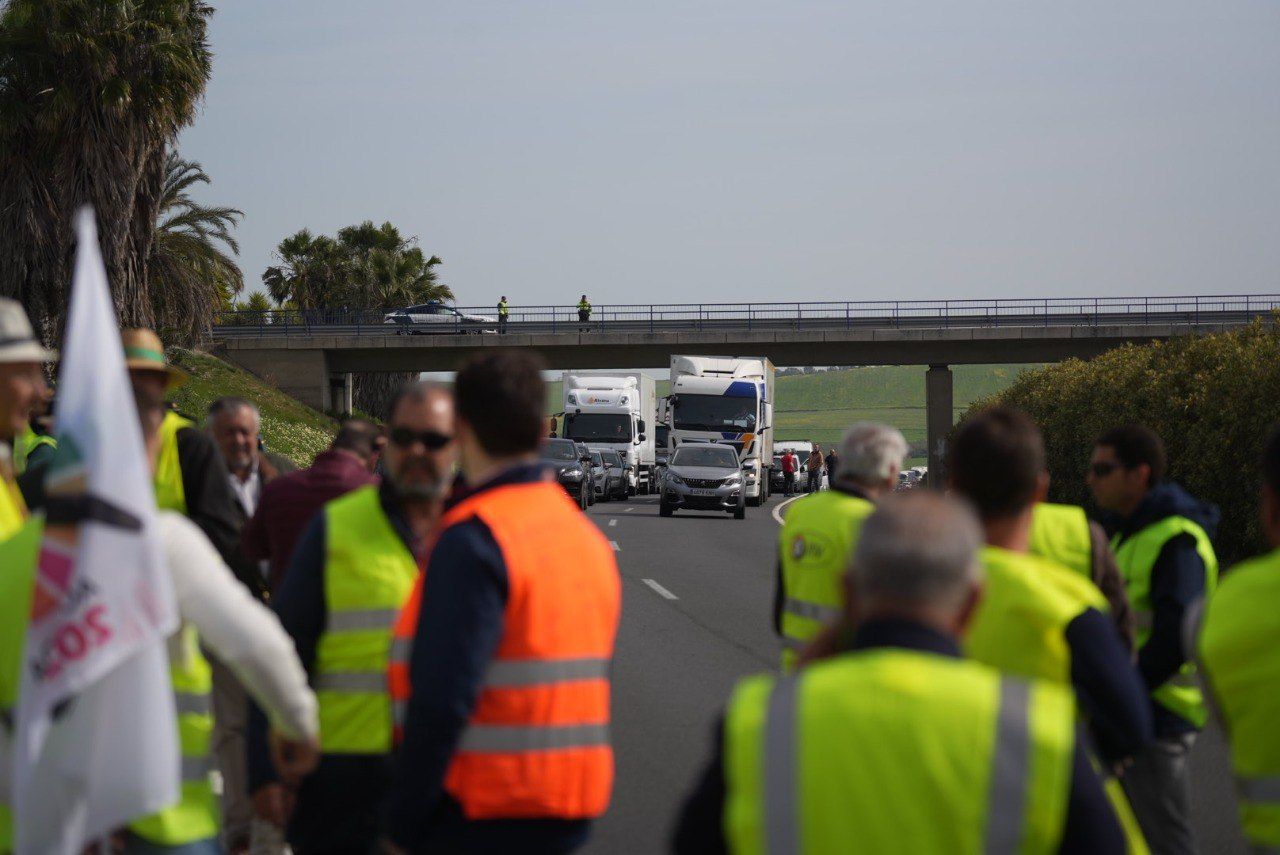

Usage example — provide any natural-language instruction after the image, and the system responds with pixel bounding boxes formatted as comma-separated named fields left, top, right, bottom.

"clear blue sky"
left=180, top=1, right=1280, bottom=309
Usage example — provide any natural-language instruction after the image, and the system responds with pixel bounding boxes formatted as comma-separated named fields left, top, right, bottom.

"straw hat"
left=0, top=298, right=57, bottom=364
left=121, top=328, right=187, bottom=389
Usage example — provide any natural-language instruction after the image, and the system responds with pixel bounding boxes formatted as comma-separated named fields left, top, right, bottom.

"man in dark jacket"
left=241, top=419, right=381, bottom=594
left=1089, top=425, right=1219, bottom=855
left=247, top=386, right=455, bottom=854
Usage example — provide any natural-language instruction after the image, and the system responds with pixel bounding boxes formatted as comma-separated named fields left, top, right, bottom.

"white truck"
left=561, top=372, right=658, bottom=495
left=665, top=355, right=775, bottom=505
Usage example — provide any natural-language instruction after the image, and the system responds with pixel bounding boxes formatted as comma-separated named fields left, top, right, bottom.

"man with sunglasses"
left=1088, top=424, right=1219, bottom=855
left=246, top=383, right=456, bottom=854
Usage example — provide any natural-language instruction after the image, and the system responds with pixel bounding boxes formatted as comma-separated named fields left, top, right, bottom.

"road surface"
left=581, top=492, right=1247, bottom=854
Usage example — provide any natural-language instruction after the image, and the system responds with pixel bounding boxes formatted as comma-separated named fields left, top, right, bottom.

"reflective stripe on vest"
left=318, top=485, right=419, bottom=754
left=1198, top=547, right=1280, bottom=846
left=965, top=546, right=1107, bottom=684
left=1028, top=503, right=1093, bottom=579
left=724, top=649, right=1075, bottom=855
left=778, top=491, right=874, bottom=671
left=154, top=412, right=191, bottom=514
left=130, top=624, right=217, bottom=846
left=389, top=480, right=620, bottom=820
left=1114, top=514, right=1218, bottom=728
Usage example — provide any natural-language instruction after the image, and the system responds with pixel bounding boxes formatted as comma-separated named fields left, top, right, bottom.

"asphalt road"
left=581, top=491, right=1248, bottom=854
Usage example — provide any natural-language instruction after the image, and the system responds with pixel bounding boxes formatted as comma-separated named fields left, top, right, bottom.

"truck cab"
left=562, top=372, right=657, bottom=494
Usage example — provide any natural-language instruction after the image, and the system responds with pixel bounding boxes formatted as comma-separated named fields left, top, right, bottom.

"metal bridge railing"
left=210, top=294, right=1280, bottom=338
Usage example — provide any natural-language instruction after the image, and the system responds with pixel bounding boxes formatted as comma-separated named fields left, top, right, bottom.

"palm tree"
left=336, top=220, right=453, bottom=308
left=149, top=151, right=244, bottom=344
left=0, top=0, right=213, bottom=339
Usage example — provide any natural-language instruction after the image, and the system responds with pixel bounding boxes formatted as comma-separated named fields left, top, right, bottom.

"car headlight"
left=560, top=467, right=582, bottom=477
left=724, top=474, right=742, bottom=486
left=668, top=473, right=685, bottom=485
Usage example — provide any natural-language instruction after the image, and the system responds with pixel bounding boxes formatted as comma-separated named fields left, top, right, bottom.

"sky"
left=180, top=1, right=1280, bottom=311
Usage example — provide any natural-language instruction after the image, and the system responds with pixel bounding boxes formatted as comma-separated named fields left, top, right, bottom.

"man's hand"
left=251, top=783, right=293, bottom=828
left=269, top=731, right=319, bottom=786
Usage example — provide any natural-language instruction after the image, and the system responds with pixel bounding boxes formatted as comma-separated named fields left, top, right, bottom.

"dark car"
left=540, top=438, right=592, bottom=510
left=769, top=453, right=786, bottom=493
left=575, top=442, right=599, bottom=506
left=591, top=448, right=628, bottom=501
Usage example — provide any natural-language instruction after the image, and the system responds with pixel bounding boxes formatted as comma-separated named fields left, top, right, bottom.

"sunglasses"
left=1090, top=462, right=1120, bottom=478
left=389, top=427, right=453, bottom=450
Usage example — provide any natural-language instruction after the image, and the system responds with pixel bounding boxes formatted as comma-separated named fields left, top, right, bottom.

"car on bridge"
left=660, top=444, right=746, bottom=520
left=383, top=301, right=496, bottom=333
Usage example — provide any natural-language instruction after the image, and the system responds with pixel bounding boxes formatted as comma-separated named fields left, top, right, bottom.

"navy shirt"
left=671, top=619, right=1127, bottom=854
left=386, top=463, right=592, bottom=854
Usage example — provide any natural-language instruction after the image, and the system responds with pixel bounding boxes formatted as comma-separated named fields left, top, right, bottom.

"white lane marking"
left=643, top=578, right=678, bottom=600
left=609, top=519, right=617, bottom=527
left=625, top=508, right=634, bottom=512
left=771, top=495, right=805, bottom=526
left=610, top=540, right=620, bottom=551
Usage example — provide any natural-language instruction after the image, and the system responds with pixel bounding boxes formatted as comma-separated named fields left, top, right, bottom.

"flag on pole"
left=9, top=208, right=181, bottom=853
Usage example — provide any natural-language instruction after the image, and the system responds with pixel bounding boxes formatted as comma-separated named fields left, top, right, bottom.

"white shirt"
left=229, top=465, right=262, bottom=519
left=160, top=511, right=317, bottom=740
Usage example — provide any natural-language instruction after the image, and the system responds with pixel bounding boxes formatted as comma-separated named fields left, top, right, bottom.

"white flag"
left=10, top=208, right=181, bottom=853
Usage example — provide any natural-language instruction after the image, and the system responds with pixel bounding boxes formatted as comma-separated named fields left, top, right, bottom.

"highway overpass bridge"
left=211, top=294, right=1279, bottom=478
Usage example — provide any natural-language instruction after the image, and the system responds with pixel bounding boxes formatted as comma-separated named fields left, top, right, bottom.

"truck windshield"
left=672, top=446, right=740, bottom=468
left=565, top=413, right=632, bottom=441
left=540, top=440, right=578, bottom=461
left=673, top=394, right=758, bottom=432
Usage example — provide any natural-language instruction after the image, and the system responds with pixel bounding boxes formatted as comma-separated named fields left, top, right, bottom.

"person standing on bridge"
left=1194, top=423, right=1280, bottom=852
left=577, top=294, right=592, bottom=328
left=246, top=382, right=456, bottom=853
left=674, top=491, right=1127, bottom=854
left=774, top=423, right=907, bottom=671
left=1088, top=424, right=1219, bottom=855
left=384, top=351, right=620, bottom=854
left=497, top=295, right=509, bottom=333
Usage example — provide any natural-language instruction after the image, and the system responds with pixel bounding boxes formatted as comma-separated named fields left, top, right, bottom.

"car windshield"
left=565, top=413, right=632, bottom=441
left=606, top=452, right=623, bottom=466
left=655, top=425, right=670, bottom=448
left=590, top=451, right=603, bottom=465
left=671, top=446, right=740, bottom=468
left=672, top=393, right=757, bottom=432
left=540, top=440, right=577, bottom=461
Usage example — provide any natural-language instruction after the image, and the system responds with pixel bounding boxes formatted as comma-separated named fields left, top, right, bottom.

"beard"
left=389, top=460, right=450, bottom=501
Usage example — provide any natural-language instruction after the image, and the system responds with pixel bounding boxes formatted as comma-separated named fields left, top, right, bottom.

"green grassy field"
left=549, top=365, right=1040, bottom=467
left=169, top=348, right=338, bottom=466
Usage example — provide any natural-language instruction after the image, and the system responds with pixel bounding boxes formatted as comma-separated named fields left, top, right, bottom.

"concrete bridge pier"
left=223, top=347, right=332, bottom=412
left=925, top=364, right=953, bottom=489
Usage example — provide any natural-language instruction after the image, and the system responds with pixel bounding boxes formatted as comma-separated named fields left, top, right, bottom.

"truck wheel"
left=659, top=500, right=674, bottom=518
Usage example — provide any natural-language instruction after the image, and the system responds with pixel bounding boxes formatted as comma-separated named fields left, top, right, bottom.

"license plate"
left=690, top=488, right=719, bottom=496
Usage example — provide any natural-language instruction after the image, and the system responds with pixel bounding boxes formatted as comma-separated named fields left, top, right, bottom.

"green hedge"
left=961, top=319, right=1280, bottom=564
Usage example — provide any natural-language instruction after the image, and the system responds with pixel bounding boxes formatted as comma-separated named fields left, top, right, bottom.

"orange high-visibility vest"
left=388, top=480, right=621, bottom=820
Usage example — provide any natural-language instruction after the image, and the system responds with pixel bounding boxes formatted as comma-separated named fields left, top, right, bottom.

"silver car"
left=383, top=301, right=496, bottom=334
left=659, top=444, right=746, bottom=520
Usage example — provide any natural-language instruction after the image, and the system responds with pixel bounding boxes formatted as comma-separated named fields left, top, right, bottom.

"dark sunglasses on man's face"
left=389, top=427, right=453, bottom=450
left=1090, top=461, right=1120, bottom=478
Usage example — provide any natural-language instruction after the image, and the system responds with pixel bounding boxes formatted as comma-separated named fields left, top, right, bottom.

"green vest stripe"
left=1114, top=514, right=1218, bottom=727
left=763, top=676, right=799, bottom=855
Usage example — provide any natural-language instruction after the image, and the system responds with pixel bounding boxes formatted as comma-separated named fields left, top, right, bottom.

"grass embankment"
left=167, top=348, right=337, bottom=467
left=548, top=365, right=1039, bottom=467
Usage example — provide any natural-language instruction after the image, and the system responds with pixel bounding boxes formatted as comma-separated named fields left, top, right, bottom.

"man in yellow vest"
left=0, top=299, right=55, bottom=541
left=1195, top=424, right=1280, bottom=851
left=674, top=492, right=1127, bottom=853
left=948, top=409, right=1153, bottom=769
left=246, top=382, right=455, bottom=853
left=1088, top=424, right=1219, bottom=855
left=497, top=295, right=509, bottom=333
left=775, top=422, right=907, bottom=670
left=577, top=294, right=592, bottom=328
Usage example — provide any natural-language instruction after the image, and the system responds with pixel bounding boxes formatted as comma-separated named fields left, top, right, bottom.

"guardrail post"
left=1044, top=298, right=1048, bottom=328
left=845, top=302, right=850, bottom=330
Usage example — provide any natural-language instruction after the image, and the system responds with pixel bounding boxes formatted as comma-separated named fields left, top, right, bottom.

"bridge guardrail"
left=210, top=294, right=1280, bottom=339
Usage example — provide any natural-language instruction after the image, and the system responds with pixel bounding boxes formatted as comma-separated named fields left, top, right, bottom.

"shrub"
left=960, top=319, right=1280, bottom=563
